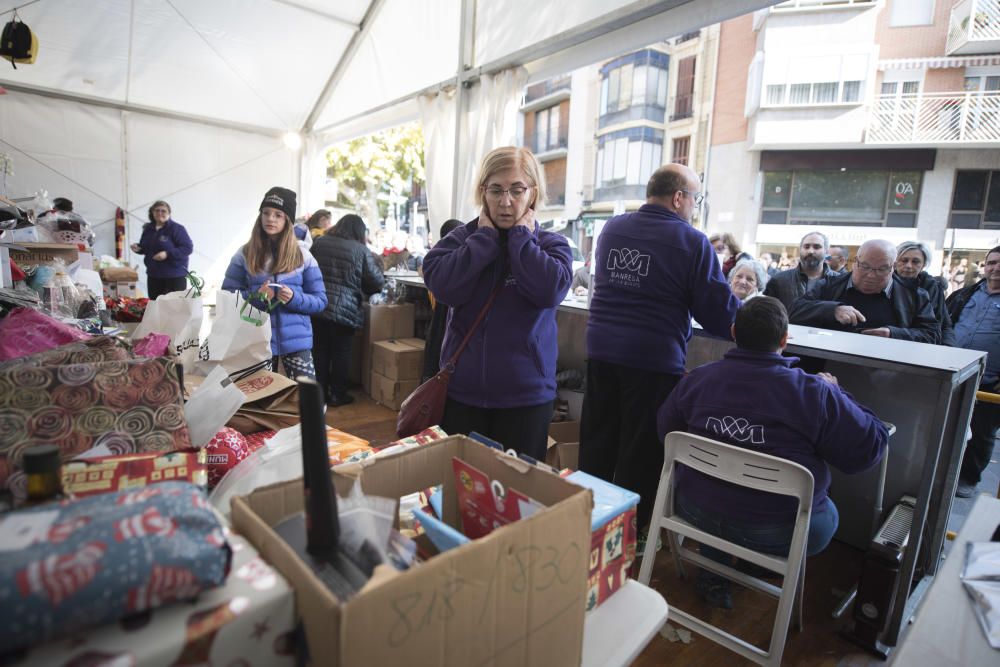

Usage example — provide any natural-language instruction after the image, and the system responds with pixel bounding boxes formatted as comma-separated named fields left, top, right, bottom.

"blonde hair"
left=474, top=146, right=547, bottom=210
left=243, top=212, right=303, bottom=275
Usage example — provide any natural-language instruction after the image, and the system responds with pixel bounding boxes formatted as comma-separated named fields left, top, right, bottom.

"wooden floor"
left=328, top=394, right=898, bottom=667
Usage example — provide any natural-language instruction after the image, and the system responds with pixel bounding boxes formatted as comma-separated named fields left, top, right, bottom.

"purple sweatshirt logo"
left=607, top=248, right=650, bottom=276
left=706, top=416, right=765, bottom=444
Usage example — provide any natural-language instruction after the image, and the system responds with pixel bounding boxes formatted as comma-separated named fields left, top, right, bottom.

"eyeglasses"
left=856, top=262, right=892, bottom=276
left=484, top=185, right=530, bottom=201
left=680, top=190, right=705, bottom=206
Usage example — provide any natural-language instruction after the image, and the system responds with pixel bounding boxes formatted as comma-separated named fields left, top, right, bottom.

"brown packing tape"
left=233, top=435, right=592, bottom=667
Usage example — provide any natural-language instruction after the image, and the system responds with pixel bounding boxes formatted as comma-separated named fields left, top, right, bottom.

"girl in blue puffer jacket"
left=222, top=186, right=327, bottom=379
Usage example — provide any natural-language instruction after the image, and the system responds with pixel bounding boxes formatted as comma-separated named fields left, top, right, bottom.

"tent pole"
left=450, top=0, right=475, bottom=219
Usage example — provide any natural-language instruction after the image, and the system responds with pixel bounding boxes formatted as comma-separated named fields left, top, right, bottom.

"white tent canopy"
left=0, top=0, right=774, bottom=287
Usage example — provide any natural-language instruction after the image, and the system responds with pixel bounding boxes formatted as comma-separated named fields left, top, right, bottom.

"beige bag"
left=226, top=370, right=299, bottom=434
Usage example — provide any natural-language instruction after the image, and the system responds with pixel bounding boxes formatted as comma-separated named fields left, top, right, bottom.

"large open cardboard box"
left=231, top=435, right=592, bottom=667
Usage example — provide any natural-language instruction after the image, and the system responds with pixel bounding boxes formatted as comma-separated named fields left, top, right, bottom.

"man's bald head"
left=646, top=164, right=702, bottom=222
left=852, top=239, right=897, bottom=294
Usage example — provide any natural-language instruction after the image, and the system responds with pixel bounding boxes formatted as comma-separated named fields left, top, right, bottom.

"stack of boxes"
left=359, top=303, right=426, bottom=409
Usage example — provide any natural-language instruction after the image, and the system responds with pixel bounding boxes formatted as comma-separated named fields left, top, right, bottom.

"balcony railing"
left=865, top=91, right=1000, bottom=144
left=948, top=0, right=1000, bottom=54
left=524, top=75, right=572, bottom=104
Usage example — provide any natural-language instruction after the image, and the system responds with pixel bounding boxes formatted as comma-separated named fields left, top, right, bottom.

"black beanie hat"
left=260, top=186, right=296, bottom=222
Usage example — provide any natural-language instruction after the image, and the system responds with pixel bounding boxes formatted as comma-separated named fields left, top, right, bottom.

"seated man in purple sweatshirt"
left=657, top=297, right=889, bottom=608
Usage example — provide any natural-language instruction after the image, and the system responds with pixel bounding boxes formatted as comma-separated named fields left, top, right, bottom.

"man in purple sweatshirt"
left=658, top=297, right=889, bottom=608
left=581, top=164, right=740, bottom=530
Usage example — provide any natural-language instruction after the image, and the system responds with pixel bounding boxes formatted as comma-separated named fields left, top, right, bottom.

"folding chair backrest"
left=666, top=431, right=814, bottom=504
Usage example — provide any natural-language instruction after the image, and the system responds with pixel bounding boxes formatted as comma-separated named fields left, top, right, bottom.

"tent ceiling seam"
left=165, top=0, right=289, bottom=129
left=268, top=0, right=360, bottom=30
left=301, top=0, right=387, bottom=133
left=125, top=0, right=135, bottom=104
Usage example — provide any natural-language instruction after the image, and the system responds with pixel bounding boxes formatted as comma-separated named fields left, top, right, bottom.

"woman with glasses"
left=422, top=146, right=573, bottom=460
left=222, top=186, right=327, bottom=380
left=131, top=200, right=194, bottom=299
left=894, top=240, right=954, bottom=345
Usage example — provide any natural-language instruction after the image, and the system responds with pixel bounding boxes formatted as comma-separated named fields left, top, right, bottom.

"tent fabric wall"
left=0, top=90, right=295, bottom=291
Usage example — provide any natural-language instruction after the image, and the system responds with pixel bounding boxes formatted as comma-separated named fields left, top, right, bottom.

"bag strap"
left=443, top=281, right=504, bottom=370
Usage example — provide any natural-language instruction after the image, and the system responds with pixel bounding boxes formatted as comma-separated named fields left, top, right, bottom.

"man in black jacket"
left=788, top=239, right=941, bottom=344
left=947, top=245, right=1000, bottom=497
left=763, top=231, right=837, bottom=309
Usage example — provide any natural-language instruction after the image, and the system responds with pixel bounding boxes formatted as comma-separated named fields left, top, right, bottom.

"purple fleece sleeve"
left=423, top=222, right=500, bottom=307
left=688, top=235, right=741, bottom=339
left=507, top=227, right=573, bottom=308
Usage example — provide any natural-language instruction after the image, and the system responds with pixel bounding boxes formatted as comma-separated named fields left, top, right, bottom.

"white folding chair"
left=637, top=431, right=815, bottom=667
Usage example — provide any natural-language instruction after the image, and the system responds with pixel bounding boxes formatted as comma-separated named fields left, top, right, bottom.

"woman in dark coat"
left=895, top=240, right=954, bottom=345
left=310, top=214, right=385, bottom=405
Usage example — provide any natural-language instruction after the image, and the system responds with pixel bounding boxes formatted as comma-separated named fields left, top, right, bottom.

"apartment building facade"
left=706, top=0, right=1000, bottom=274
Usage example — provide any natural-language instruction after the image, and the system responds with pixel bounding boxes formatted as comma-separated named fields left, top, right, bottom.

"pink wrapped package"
left=132, top=333, right=171, bottom=358
left=0, top=308, right=90, bottom=361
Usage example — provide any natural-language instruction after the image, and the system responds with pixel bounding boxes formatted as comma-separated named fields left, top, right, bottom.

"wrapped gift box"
left=63, top=448, right=208, bottom=498
left=16, top=532, right=295, bottom=667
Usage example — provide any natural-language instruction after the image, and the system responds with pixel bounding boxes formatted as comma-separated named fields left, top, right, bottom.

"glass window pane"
left=619, top=64, right=633, bottom=111
left=790, top=171, right=889, bottom=222
left=626, top=141, right=642, bottom=184
left=596, top=148, right=604, bottom=187
left=964, top=76, right=981, bottom=92
left=632, top=66, right=647, bottom=106
left=902, top=81, right=920, bottom=95
left=953, top=171, right=988, bottom=210
left=613, top=138, right=628, bottom=180
left=987, top=77, right=1000, bottom=92
left=548, top=107, right=559, bottom=149
left=647, top=67, right=659, bottom=106
left=641, top=142, right=653, bottom=184
left=790, top=83, right=811, bottom=104
left=889, top=171, right=921, bottom=210
left=842, top=80, right=861, bottom=102
left=766, top=84, right=785, bottom=105
left=985, top=172, right=1000, bottom=222
left=881, top=81, right=897, bottom=95
left=608, top=68, right=620, bottom=111
left=813, top=82, right=837, bottom=103
left=536, top=109, right=548, bottom=154
left=600, top=78, right=609, bottom=114
left=652, top=144, right=662, bottom=172
left=656, top=70, right=668, bottom=107
left=761, top=210, right=788, bottom=225
left=602, top=144, right=614, bottom=182
left=763, top=171, right=792, bottom=208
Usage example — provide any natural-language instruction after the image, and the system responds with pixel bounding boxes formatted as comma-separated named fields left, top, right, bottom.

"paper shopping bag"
left=225, top=370, right=298, bottom=434
left=195, top=290, right=271, bottom=377
left=132, top=290, right=202, bottom=373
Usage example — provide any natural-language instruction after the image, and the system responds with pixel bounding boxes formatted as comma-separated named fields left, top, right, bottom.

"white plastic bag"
left=184, top=365, right=246, bottom=447
left=132, top=289, right=203, bottom=372
left=195, top=289, right=271, bottom=377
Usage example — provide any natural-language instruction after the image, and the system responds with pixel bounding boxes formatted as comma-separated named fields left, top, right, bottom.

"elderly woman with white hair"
left=894, top=240, right=954, bottom=345
left=728, top=257, right=768, bottom=303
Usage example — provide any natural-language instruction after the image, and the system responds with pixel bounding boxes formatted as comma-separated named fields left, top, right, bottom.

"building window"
left=762, top=53, right=869, bottom=107
left=671, top=136, right=690, bottom=166
left=761, top=169, right=922, bottom=227
left=672, top=56, right=696, bottom=121
left=599, top=49, right=670, bottom=129
left=889, top=0, right=935, bottom=27
left=595, top=126, right=663, bottom=201
left=529, top=103, right=567, bottom=154
left=950, top=170, right=1000, bottom=229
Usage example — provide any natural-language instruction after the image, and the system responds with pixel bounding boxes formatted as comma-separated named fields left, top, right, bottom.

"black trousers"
left=579, top=359, right=682, bottom=530
left=147, top=276, right=187, bottom=300
left=960, top=391, right=1000, bottom=485
left=312, top=318, right=355, bottom=400
left=442, top=397, right=554, bottom=461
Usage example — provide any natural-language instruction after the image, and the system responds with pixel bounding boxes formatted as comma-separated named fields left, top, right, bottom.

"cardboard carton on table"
left=232, top=434, right=593, bottom=667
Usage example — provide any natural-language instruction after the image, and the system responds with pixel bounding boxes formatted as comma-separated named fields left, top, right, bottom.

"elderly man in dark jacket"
left=763, top=231, right=837, bottom=310
left=788, top=239, right=941, bottom=344
left=310, top=214, right=385, bottom=406
left=947, top=245, right=1000, bottom=497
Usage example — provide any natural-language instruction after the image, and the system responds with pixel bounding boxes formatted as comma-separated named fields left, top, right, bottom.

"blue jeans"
left=675, top=489, right=839, bottom=567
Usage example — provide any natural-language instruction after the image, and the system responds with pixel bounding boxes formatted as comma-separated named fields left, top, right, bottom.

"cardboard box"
left=7, top=242, right=79, bottom=267
left=548, top=420, right=581, bottom=470
left=369, top=370, right=419, bottom=411
left=371, top=338, right=425, bottom=381
left=231, top=435, right=592, bottom=667
left=362, top=304, right=415, bottom=395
